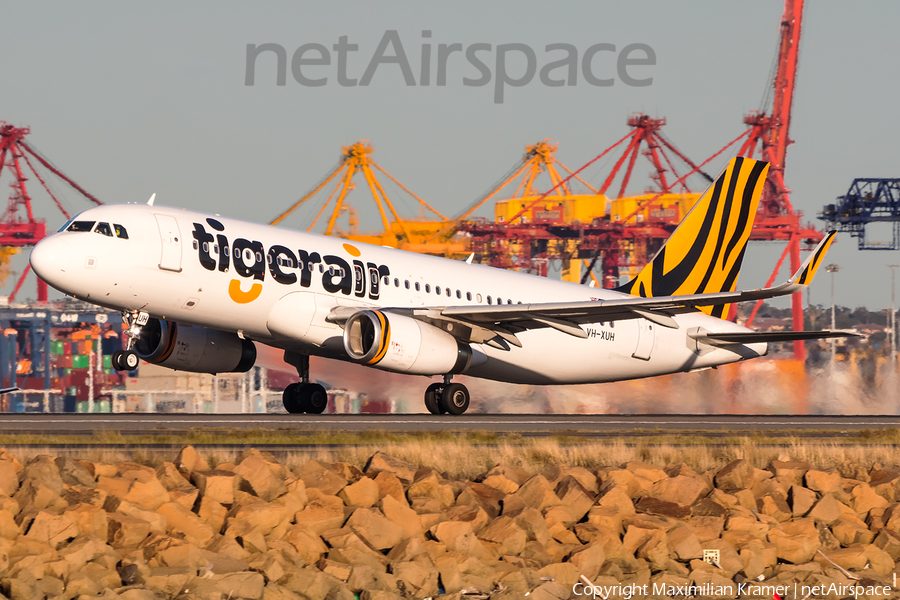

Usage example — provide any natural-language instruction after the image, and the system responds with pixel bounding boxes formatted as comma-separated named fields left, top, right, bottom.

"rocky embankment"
left=0, top=448, right=898, bottom=599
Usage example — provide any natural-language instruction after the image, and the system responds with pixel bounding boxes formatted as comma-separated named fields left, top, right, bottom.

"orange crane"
left=270, top=141, right=467, bottom=256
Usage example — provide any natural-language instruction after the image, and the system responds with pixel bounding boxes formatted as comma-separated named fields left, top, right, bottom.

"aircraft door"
left=155, top=214, right=183, bottom=272
left=632, top=319, right=655, bottom=360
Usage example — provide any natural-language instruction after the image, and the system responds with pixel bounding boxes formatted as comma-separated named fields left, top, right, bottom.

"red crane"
left=0, top=123, right=102, bottom=301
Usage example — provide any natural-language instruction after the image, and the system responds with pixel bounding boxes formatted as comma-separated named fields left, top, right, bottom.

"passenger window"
left=405, top=280, right=410, bottom=289
left=425, top=284, right=431, bottom=293
left=394, top=278, right=399, bottom=287
left=94, top=223, right=113, bottom=237
left=456, top=290, right=461, bottom=299
left=487, top=296, right=492, bottom=304
left=435, top=286, right=441, bottom=295
left=466, top=292, right=472, bottom=301
left=192, top=241, right=199, bottom=250
left=113, top=224, right=128, bottom=239
left=447, top=288, right=451, bottom=297
left=414, top=282, right=420, bottom=291
left=477, top=294, right=482, bottom=302
left=507, top=299, right=513, bottom=304
left=383, top=276, right=389, bottom=285
left=496, top=297, right=502, bottom=305
left=67, top=221, right=95, bottom=232
left=202, top=242, right=210, bottom=254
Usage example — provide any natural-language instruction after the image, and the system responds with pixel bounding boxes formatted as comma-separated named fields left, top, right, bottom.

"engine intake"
left=134, top=318, right=256, bottom=374
left=342, top=310, right=471, bottom=375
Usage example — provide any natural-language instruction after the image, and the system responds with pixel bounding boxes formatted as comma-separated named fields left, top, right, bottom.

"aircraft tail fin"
left=615, top=156, right=769, bottom=318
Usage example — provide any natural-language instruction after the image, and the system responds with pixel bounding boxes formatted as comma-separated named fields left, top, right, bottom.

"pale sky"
left=2, top=1, right=898, bottom=310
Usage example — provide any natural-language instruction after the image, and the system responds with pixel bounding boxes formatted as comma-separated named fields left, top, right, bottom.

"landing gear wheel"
left=441, top=383, right=470, bottom=415
left=282, top=383, right=302, bottom=414
left=111, top=350, right=124, bottom=371
left=300, top=383, right=328, bottom=414
left=121, top=351, right=139, bottom=370
left=424, top=383, right=443, bottom=415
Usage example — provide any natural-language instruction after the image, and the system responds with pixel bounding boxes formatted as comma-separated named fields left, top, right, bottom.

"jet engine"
left=134, top=318, right=256, bottom=374
left=342, top=310, right=471, bottom=375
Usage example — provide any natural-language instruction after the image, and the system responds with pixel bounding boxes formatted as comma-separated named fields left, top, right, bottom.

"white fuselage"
left=30, top=204, right=765, bottom=385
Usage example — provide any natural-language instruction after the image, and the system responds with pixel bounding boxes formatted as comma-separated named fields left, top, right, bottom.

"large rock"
left=197, top=496, right=227, bottom=533
left=714, top=460, right=755, bottom=492
left=175, top=446, right=210, bottom=474
left=54, top=457, right=95, bottom=487
left=225, top=498, right=290, bottom=536
left=345, top=507, right=403, bottom=551
left=234, top=449, right=288, bottom=501
left=635, top=497, right=691, bottom=519
left=296, top=460, right=348, bottom=496
left=768, top=518, right=820, bottom=564
left=191, top=470, right=238, bottom=506
left=107, top=513, right=152, bottom=549
left=478, top=516, right=526, bottom=556
left=339, top=476, right=379, bottom=508
left=407, top=469, right=455, bottom=510
left=805, top=469, right=841, bottom=494
left=553, top=476, right=595, bottom=524
left=23, top=511, right=78, bottom=548
left=157, top=501, right=215, bottom=546
left=379, top=494, right=422, bottom=539
left=294, top=492, right=346, bottom=535
left=364, top=452, right=417, bottom=483
left=649, top=475, right=709, bottom=507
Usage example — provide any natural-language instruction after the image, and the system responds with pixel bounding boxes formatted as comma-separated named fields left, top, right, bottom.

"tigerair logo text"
left=191, top=218, right=390, bottom=304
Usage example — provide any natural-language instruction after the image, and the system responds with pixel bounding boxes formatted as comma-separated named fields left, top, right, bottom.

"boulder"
left=807, top=494, right=844, bottom=525
left=107, top=513, right=152, bottom=549
left=649, top=475, right=709, bottom=507
left=635, top=497, right=691, bottom=519
left=23, top=511, right=78, bottom=548
left=345, top=507, right=403, bottom=551
left=851, top=482, right=890, bottom=516
left=625, top=462, right=668, bottom=483
left=294, top=493, right=346, bottom=535
left=296, top=460, right=348, bottom=496
left=175, top=445, right=210, bottom=473
left=65, top=503, right=108, bottom=539
left=874, top=527, right=900, bottom=560
left=430, top=521, right=487, bottom=558
left=364, top=452, right=418, bottom=483
left=378, top=494, right=421, bottom=539
left=407, top=469, right=455, bottom=510
left=157, top=501, right=215, bottom=546
left=372, top=471, right=407, bottom=505
left=190, top=571, right=265, bottom=599
left=714, top=460, right=755, bottom=492
left=789, top=484, right=817, bottom=517
left=766, top=460, right=811, bottom=486
left=234, top=449, right=288, bottom=501
left=104, top=496, right=167, bottom=533
left=805, top=469, right=841, bottom=495
left=478, top=516, right=526, bottom=556
left=54, top=457, right=96, bottom=487
left=191, top=470, right=238, bottom=506
left=667, top=525, right=703, bottom=561
left=197, top=496, right=227, bottom=533
left=768, top=518, right=820, bottom=564
left=225, top=499, right=290, bottom=536
left=339, top=476, right=379, bottom=508
left=62, top=484, right=107, bottom=508
left=553, top=476, right=595, bottom=523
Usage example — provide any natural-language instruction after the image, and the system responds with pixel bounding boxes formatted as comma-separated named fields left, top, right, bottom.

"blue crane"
left=820, top=179, right=900, bottom=250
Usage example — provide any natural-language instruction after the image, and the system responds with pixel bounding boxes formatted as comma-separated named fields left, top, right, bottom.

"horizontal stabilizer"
left=690, top=329, right=858, bottom=346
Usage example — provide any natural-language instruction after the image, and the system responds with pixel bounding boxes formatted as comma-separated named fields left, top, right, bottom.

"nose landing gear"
left=424, top=376, right=470, bottom=415
left=282, top=352, right=328, bottom=414
left=112, top=310, right=149, bottom=372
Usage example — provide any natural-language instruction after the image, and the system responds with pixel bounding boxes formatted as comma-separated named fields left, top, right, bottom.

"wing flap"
left=690, top=329, right=858, bottom=346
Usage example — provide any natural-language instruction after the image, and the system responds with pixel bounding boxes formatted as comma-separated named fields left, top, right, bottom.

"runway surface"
left=0, top=413, right=896, bottom=435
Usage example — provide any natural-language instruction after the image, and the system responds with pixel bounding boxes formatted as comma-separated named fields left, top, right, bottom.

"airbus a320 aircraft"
left=29, top=157, right=851, bottom=415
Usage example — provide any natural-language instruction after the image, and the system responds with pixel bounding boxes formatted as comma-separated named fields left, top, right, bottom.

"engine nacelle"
left=342, top=310, right=471, bottom=375
left=134, top=318, right=256, bottom=374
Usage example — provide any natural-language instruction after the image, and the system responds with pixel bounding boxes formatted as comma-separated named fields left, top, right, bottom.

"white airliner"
left=29, top=157, right=850, bottom=415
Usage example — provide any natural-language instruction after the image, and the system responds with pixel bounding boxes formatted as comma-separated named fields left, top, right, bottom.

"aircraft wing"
left=328, top=232, right=841, bottom=348
left=688, top=329, right=858, bottom=346
left=434, top=231, right=837, bottom=337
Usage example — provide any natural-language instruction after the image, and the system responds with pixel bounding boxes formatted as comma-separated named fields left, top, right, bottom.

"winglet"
left=147, top=193, right=156, bottom=206
left=788, top=231, right=837, bottom=287
left=465, top=253, right=474, bottom=265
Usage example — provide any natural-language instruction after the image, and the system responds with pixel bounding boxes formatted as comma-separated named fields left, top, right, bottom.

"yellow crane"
left=270, top=141, right=467, bottom=257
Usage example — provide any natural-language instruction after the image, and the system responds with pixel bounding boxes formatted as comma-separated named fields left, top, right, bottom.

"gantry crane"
left=0, top=123, right=102, bottom=301
left=270, top=141, right=468, bottom=257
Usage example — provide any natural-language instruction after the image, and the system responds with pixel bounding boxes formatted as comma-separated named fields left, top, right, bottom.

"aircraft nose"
left=30, top=236, right=71, bottom=285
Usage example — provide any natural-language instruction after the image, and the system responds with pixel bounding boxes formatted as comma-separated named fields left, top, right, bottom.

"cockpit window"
left=113, top=224, right=129, bottom=239
left=94, top=222, right=113, bottom=237
left=67, top=221, right=95, bottom=232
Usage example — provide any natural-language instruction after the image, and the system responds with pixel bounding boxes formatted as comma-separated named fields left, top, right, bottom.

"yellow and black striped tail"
left=615, top=157, right=769, bottom=318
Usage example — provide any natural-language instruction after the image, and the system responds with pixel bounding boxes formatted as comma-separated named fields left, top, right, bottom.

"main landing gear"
left=424, top=376, right=470, bottom=415
left=112, top=310, right=148, bottom=372
left=282, top=353, right=328, bottom=414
